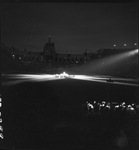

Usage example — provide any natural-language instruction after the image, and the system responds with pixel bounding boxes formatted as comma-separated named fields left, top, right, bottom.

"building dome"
left=43, top=36, right=56, bottom=62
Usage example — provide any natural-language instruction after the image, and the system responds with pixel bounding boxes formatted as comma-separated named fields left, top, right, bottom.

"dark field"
left=1, top=79, right=139, bottom=150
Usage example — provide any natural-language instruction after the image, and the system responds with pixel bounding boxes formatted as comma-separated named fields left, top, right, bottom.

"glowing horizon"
left=2, top=72, right=138, bottom=87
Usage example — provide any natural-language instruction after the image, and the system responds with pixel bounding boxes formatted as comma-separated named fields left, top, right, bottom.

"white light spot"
left=0, top=126, right=3, bottom=132
left=128, top=105, right=132, bottom=108
left=115, top=105, right=119, bottom=108
left=122, top=102, right=125, bottom=105
left=87, top=102, right=94, bottom=109
left=129, top=107, right=135, bottom=111
left=106, top=105, right=111, bottom=109
left=0, top=133, right=4, bottom=139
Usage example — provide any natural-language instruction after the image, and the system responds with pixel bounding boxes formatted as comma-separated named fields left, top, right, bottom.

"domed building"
left=43, top=36, right=56, bottom=62
left=42, top=36, right=91, bottom=64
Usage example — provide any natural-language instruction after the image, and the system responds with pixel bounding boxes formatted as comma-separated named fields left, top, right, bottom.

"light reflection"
left=73, top=75, right=138, bottom=86
left=2, top=73, right=64, bottom=86
left=2, top=72, right=138, bottom=87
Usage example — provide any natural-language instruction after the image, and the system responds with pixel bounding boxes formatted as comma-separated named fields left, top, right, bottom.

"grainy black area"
left=1, top=79, right=139, bottom=149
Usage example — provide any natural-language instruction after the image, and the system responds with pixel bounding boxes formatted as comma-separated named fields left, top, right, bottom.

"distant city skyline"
left=1, top=2, right=138, bottom=53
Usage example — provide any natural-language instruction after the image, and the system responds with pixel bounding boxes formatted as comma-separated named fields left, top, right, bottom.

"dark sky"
left=1, top=2, right=138, bottom=53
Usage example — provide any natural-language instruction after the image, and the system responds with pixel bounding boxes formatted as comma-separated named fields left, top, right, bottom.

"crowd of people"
left=79, top=100, right=139, bottom=149
left=85, top=100, right=139, bottom=116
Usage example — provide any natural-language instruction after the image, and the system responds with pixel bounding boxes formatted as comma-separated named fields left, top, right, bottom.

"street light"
left=124, top=44, right=127, bottom=47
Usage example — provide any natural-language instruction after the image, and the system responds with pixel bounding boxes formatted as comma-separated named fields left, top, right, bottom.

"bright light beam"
left=95, top=49, right=139, bottom=68
left=2, top=72, right=138, bottom=87
left=2, top=73, right=64, bottom=86
left=73, top=75, right=138, bottom=87
left=75, top=49, right=138, bottom=75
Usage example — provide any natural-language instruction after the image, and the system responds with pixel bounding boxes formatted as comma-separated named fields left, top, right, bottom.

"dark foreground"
left=1, top=79, right=139, bottom=150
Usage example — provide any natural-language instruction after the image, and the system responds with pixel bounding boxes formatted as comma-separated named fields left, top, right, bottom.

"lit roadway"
left=2, top=72, right=138, bottom=87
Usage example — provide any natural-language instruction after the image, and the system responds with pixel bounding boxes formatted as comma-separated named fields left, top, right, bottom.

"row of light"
left=86, top=100, right=138, bottom=115
left=2, top=72, right=138, bottom=87
left=0, top=95, right=3, bottom=139
left=113, top=43, right=138, bottom=47
left=55, top=72, right=74, bottom=78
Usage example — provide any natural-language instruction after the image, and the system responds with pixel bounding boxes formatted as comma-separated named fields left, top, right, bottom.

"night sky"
left=1, top=2, right=138, bottom=53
